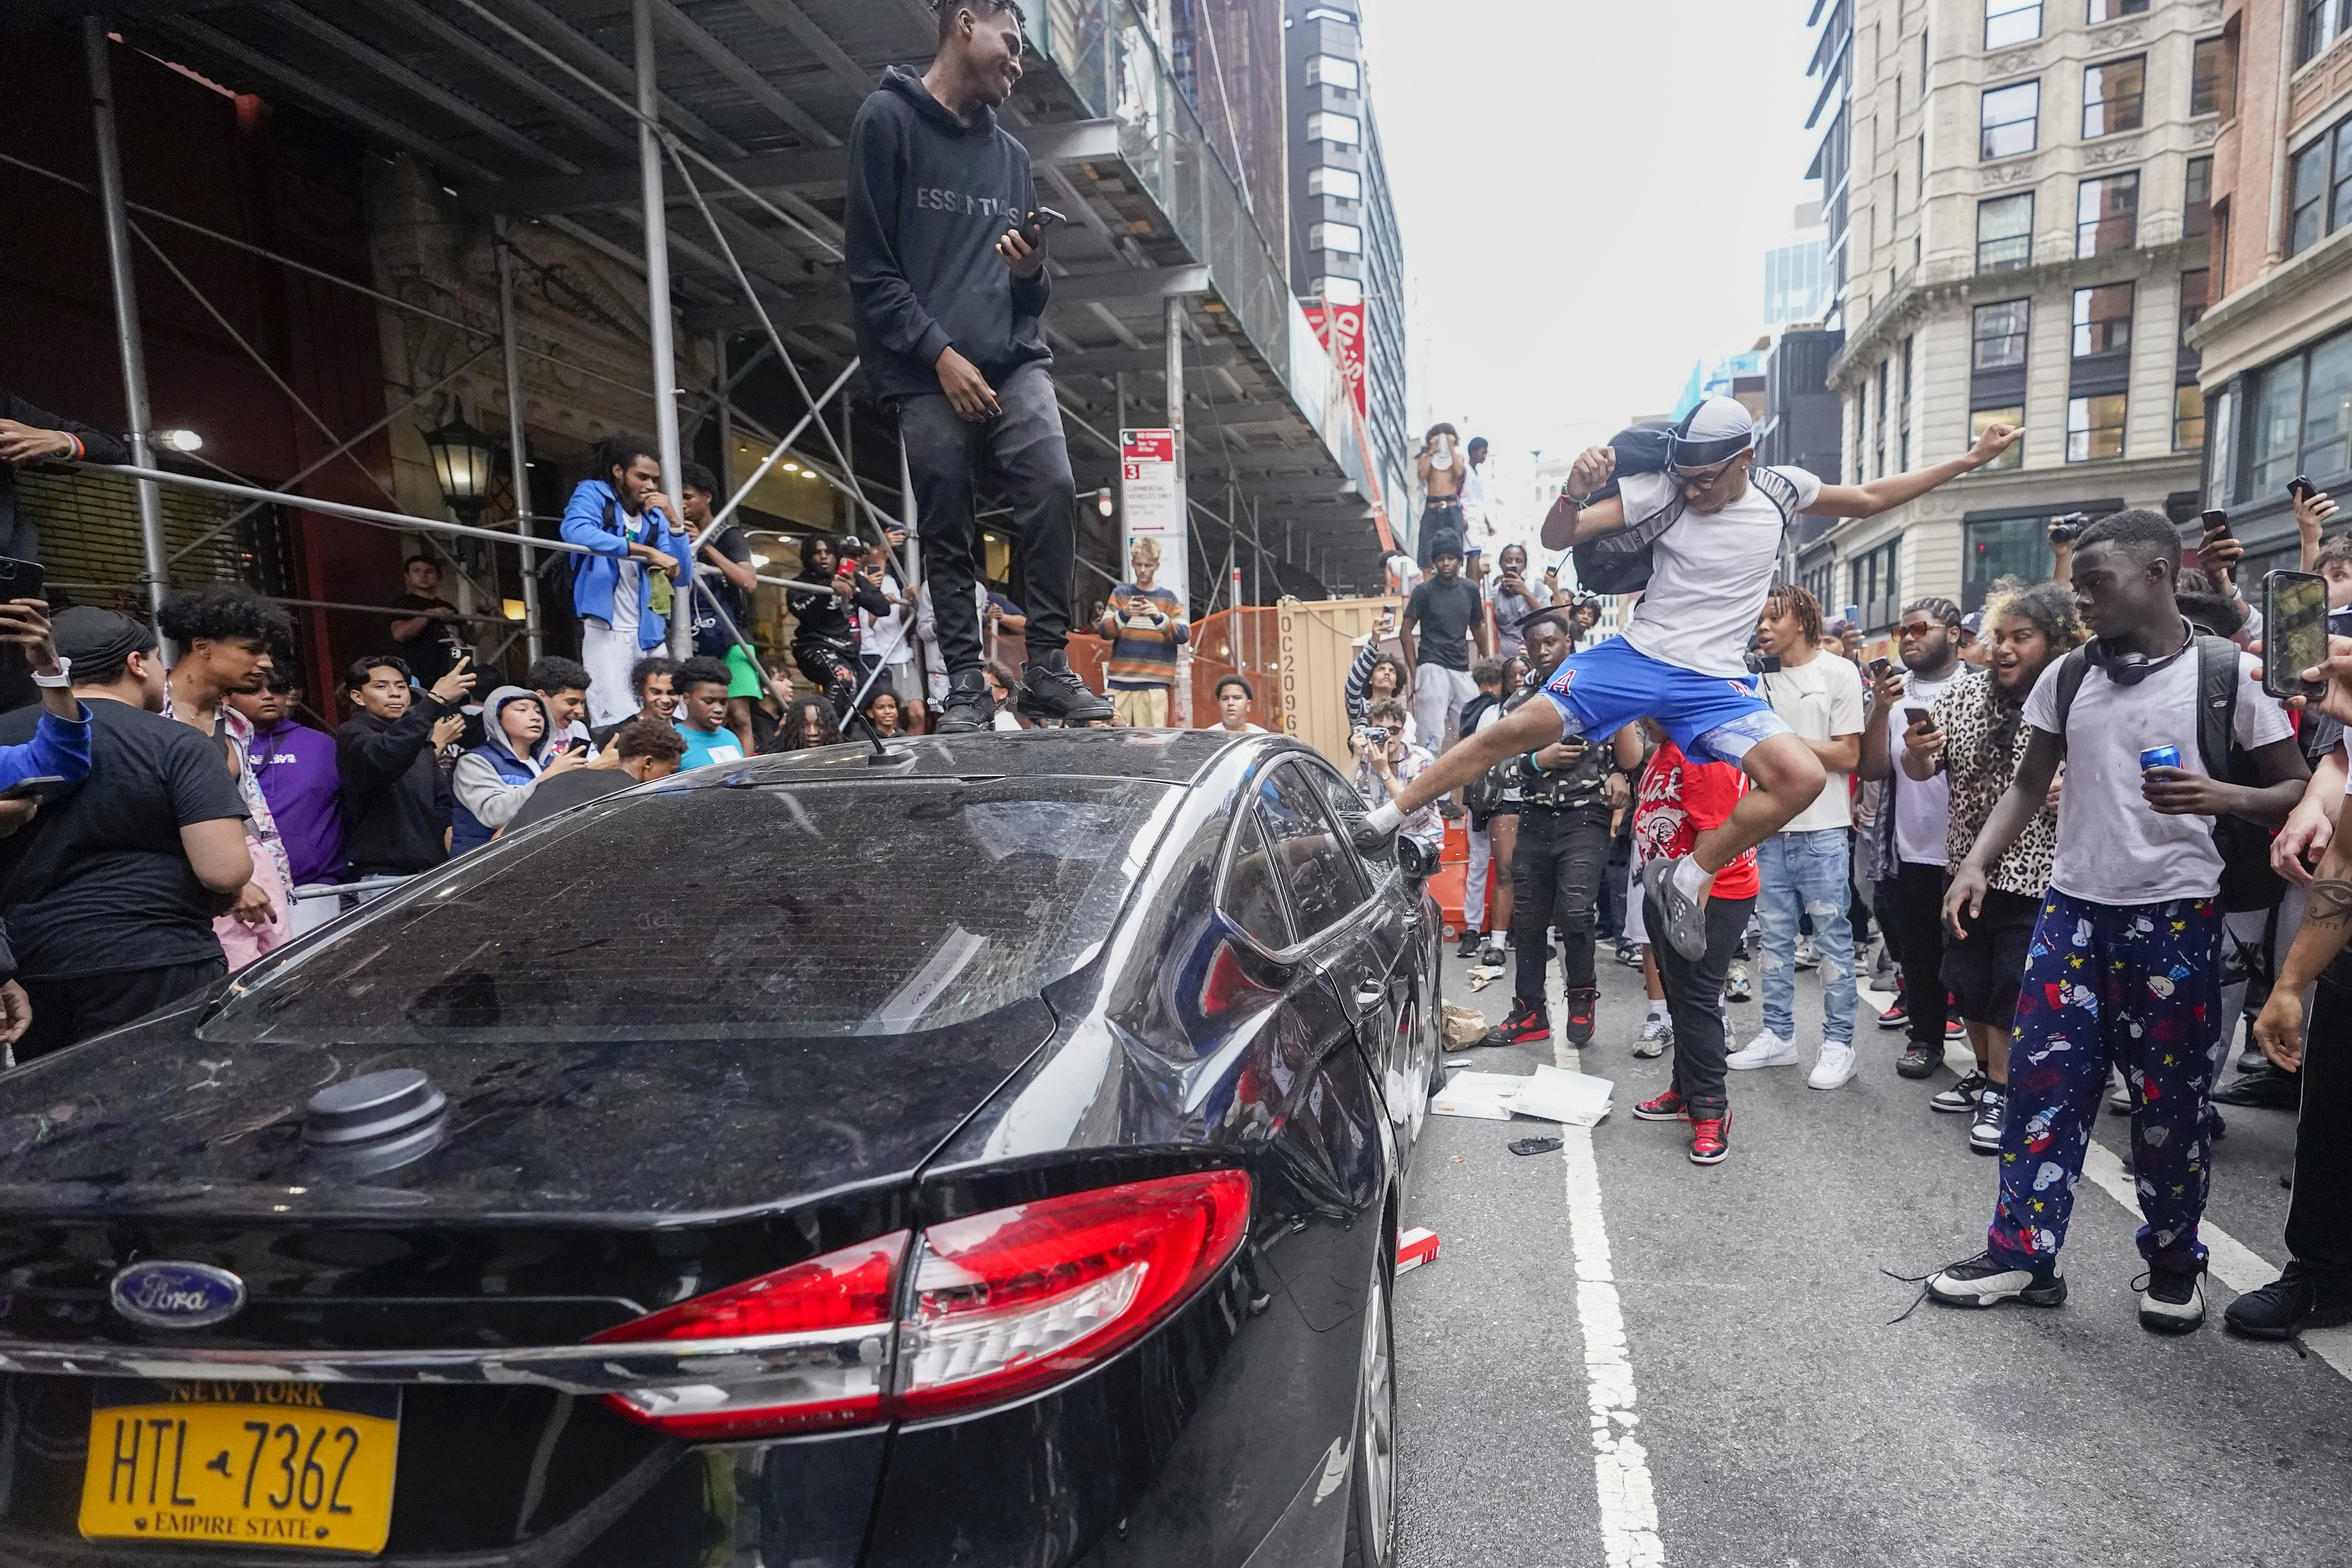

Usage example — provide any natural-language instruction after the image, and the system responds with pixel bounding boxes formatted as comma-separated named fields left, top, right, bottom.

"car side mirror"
left=1395, top=835, right=1438, bottom=883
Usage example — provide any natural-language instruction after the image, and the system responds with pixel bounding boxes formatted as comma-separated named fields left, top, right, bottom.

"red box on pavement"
left=1396, top=1228, right=1441, bottom=1274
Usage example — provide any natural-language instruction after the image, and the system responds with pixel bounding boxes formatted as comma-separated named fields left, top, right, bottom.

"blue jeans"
left=1755, top=828, right=1857, bottom=1045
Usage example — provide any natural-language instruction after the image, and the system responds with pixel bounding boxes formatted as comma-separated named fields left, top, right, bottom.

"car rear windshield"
left=203, top=776, right=1181, bottom=1043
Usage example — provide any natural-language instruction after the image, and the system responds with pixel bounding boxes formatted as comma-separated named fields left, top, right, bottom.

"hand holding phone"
left=2264, top=569, right=2331, bottom=700
left=0, top=776, right=67, bottom=804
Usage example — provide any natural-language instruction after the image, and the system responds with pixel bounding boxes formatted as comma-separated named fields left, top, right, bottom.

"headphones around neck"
left=2082, top=617, right=2197, bottom=686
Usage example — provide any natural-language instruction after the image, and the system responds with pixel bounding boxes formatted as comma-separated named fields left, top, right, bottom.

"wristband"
left=1362, top=800, right=1405, bottom=837
left=29, top=658, right=70, bottom=689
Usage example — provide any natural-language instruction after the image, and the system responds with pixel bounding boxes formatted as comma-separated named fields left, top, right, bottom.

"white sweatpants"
left=1465, top=824, right=1493, bottom=935
left=1411, top=664, right=1477, bottom=753
left=581, top=619, right=642, bottom=728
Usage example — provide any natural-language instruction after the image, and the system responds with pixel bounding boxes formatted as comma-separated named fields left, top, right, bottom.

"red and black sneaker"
left=1480, top=1000, right=1550, bottom=1048
left=1689, top=1107, right=1733, bottom=1165
left=1633, top=1089, right=1689, bottom=1122
left=1877, top=987, right=1909, bottom=1030
left=1564, top=987, right=1599, bottom=1048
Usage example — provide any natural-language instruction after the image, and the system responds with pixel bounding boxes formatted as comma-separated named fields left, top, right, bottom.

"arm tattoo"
left=2309, top=878, right=2352, bottom=927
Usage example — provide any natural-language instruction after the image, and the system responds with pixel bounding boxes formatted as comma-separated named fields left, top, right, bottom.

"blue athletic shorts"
left=1538, top=635, right=1788, bottom=766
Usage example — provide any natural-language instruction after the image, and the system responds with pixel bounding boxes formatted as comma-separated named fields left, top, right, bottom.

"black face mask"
left=2083, top=616, right=2197, bottom=685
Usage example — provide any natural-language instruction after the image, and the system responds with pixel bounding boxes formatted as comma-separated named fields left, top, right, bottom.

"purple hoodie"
left=245, top=716, right=345, bottom=885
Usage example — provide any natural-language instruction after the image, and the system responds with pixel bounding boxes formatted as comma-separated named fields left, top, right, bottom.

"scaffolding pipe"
left=86, top=464, right=599, bottom=556
left=85, top=16, right=169, bottom=637
left=634, top=0, right=690, bottom=661
left=494, top=216, right=544, bottom=664
left=702, top=357, right=862, bottom=540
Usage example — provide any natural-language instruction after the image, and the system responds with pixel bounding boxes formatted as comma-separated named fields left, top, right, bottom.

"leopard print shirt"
left=1933, top=668, right=2057, bottom=898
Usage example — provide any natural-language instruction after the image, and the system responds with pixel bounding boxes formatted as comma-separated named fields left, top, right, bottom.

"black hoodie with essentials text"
left=845, top=67, right=1052, bottom=402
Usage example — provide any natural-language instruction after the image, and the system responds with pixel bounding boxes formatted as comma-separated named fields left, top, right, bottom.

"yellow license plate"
left=79, top=1378, right=400, bottom=1555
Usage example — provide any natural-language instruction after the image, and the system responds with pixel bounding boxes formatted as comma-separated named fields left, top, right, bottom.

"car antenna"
left=850, top=709, right=893, bottom=763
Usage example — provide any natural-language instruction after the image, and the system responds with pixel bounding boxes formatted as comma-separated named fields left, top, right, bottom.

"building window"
left=2307, top=332, right=2352, bottom=479
left=1981, top=81, right=2039, bottom=160
left=2254, top=355, right=2305, bottom=492
left=1900, top=337, right=1914, bottom=471
left=2248, top=332, right=2352, bottom=491
left=2075, top=171, right=2139, bottom=256
left=1308, top=221, right=1362, bottom=254
left=1802, top=558, right=1837, bottom=612
left=2191, top=36, right=2231, bottom=118
left=1305, top=53, right=1360, bottom=90
left=1875, top=362, right=1890, bottom=479
left=1305, top=111, right=1360, bottom=145
left=1972, top=406, right=2026, bottom=470
left=1986, top=0, right=2041, bottom=48
left=2176, top=385, right=2209, bottom=451
left=2303, top=0, right=2349, bottom=64
left=1964, top=517, right=2057, bottom=607
left=2185, top=155, right=2214, bottom=240
left=1308, top=166, right=1362, bottom=201
left=2082, top=56, right=2146, bottom=138
left=2067, top=394, right=2128, bottom=461
left=1976, top=192, right=2034, bottom=271
left=2087, top=0, right=2148, bottom=19
left=1850, top=540, right=1903, bottom=633
left=1973, top=300, right=2031, bottom=369
left=2291, top=136, right=2330, bottom=256
left=2073, top=283, right=2134, bottom=357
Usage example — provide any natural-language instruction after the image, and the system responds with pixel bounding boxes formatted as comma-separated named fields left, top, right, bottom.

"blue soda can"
left=2140, top=745, right=2182, bottom=772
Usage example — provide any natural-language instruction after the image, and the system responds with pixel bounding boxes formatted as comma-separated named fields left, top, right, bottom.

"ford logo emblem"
left=108, top=1262, right=246, bottom=1330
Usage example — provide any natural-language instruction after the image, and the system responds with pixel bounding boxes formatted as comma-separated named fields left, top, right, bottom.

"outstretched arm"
left=1376, top=698, right=1564, bottom=822
left=1810, top=423, right=2023, bottom=519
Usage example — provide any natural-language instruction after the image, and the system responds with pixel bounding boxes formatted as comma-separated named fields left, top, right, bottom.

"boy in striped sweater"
left=1099, top=537, right=1188, bottom=727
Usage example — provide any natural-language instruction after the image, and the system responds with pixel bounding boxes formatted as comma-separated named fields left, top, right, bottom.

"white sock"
left=1648, top=1000, right=1669, bottom=1022
left=1671, top=855, right=1706, bottom=902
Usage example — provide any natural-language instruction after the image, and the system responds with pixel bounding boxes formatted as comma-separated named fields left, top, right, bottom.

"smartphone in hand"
left=2264, top=569, right=2330, bottom=700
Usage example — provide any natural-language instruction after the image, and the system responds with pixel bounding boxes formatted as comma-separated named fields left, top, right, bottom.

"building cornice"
left=2189, top=220, right=2352, bottom=383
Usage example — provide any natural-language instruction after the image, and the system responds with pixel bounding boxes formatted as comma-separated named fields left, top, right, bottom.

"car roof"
left=682, top=727, right=1306, bottom=786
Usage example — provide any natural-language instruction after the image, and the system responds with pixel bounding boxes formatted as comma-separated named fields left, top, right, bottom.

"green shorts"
left=724, top=642, right=765, bottom=699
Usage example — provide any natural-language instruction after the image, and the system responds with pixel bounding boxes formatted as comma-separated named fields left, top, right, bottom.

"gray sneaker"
left=1632, top=1016, right=1673, bottom=1059
left=1641, top=856, right=1708, bottom=962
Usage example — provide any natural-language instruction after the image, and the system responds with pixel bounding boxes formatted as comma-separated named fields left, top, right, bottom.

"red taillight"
left=589, top=1172, right=1251, bottom=1441
left=592, top=1232, right=907, bottom=1440
left=894, top=1170, right=1252, bottom=1420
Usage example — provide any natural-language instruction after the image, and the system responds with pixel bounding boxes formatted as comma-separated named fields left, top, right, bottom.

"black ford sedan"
left=0, top=728, right=1441, bottom=1567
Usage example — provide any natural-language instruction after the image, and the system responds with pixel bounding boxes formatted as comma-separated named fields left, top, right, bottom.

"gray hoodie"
left=450, top=686, right=561, bottom=852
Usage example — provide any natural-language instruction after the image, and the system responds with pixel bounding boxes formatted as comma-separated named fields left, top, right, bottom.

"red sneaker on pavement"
left=1689, top=1107, right=1732, bottom=1165
left=1480, top=999, right=1550, bottom=1048
left=1633, top=1089, right=1689, bottom=1122
left=1565, top=987, right=1599, bottom=1048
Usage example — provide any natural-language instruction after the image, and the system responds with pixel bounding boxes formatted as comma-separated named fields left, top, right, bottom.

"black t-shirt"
left=689, top=525, right=755, bottom=656
left=507, top=767, right=634, bottom=833
left=1406, top=576, right=1484, bottom=672
left=0, top=698, right=248, bottom=979
left=393, top=594, right=464, bottom=688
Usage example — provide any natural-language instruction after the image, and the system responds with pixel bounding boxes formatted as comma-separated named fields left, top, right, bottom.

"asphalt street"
left=1394, top=933, right=2352, bottom=1568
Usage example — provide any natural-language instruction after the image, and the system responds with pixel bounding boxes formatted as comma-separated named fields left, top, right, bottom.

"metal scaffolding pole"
left=85, top=16, right=169, bottom=637
left=634, top=0, right=689, bottom=661
left=494, top=215, right=544, bottom=665
left=1165, top=295, right=1190, bottom=725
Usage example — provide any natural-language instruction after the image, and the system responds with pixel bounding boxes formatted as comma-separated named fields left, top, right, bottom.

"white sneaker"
left=1726, top=1029, right=1798, bottom=1069
left=1794, top=935, right=1820, bottom=970
left=1808, top=1041, right=1857, bottom=1089
left=1632, top=1016, right=1673, bottom=1059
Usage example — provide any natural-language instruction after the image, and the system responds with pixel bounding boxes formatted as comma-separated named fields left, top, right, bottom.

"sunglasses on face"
left=1668, top=459, right=1735, bottom=487
left=1897, top=622, right=1939, bottom=639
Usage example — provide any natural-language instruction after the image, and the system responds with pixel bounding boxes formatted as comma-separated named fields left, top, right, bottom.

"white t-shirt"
left=860, top=573, right=912, bottom=664
left=2022, top=644, right=2295, bottom=905
left=1763, top=652, right=1865, bottom=832
left=1617, top=465, right=1821, bottom=677
left=1891, top=668, right=1957, bottom=866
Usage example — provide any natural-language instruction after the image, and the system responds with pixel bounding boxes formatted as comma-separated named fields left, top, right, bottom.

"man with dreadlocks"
left=845, top=0, right=1112, bottom=733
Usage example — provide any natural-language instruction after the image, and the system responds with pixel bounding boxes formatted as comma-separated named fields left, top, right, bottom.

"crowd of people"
left=1350, top=394, right=2350, bottom=1347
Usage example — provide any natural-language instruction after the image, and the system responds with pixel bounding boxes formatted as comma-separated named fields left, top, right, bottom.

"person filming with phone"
left=845, top=0, right=1110, bottom=733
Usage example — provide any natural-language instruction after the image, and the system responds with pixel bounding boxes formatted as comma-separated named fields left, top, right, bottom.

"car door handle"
left=1353, top=980, right=1386, bottom=1010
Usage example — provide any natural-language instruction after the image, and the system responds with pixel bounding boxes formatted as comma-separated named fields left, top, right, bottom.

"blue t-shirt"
left=676, top=724, right=746, bottom=771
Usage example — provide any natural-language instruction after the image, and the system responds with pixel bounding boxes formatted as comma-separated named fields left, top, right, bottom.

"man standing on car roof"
left=845, top=0, right=1111, bottom=734
left=1356, top=397, right=2022, bottom=970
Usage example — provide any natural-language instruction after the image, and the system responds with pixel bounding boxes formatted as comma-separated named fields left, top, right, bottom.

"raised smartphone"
left=2263, top=569, right=2330, bottom=701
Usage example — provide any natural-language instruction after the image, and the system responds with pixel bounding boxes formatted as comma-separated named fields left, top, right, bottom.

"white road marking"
left=1858, top=980, right=2352, bottom=1382
left=1553, top=1004, right=1665, bottom=1566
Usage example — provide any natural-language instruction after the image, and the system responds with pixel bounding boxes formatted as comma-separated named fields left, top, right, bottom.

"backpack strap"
left=1747, top=465, right=1802, bottom=529
left=2192, top=634, right=2240, bottom=783
left=2048, top=646, right=2091, bottom=749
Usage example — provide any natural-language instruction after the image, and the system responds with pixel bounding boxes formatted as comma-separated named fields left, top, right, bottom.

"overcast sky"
left=1354, top=0, right=1824, bottom=477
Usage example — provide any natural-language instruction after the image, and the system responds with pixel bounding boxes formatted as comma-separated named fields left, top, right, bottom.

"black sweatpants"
left=1658, top=894, right=1756, bottom=1119
left=16, top=957, right=227, bottom=1063
left=2287, top=976, right=2352, bottom=1284
left=1599, top=814, right=1633, bottom=941
left=1889, top=860, right=1951, bottom=1047
left=1512, top=803, right=1613, bottom=1008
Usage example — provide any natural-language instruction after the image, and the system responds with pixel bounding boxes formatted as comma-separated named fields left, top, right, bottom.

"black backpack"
left=2049, top=635, right=2284, bottom=914
left=1571, top=428, right=1803, bottom=595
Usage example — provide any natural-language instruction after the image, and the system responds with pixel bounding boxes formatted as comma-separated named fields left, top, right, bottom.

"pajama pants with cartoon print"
left=1987, top=889, right=2228, bottom=1276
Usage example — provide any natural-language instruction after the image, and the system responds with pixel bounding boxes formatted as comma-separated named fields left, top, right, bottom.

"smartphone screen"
left=2265, top=569, right=2330, bottom=700
left=1903, top=706, right=1932, bottom=729
left=0, top=556, right=45, bottom=606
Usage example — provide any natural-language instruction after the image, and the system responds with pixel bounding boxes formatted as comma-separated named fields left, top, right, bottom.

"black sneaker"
left=1641, top=856, right=1708, bottom=962
left=932, top=669, right=995, bottom=734
left=1968, top=1085, right=2007, bottom=1154
left=1896, top=1039, right=1943, bottom=1079
left=1564, top=987, right=1598, bottom=1048
left=1925, top=1252, right=2067, bottom=1309
left=2224, top=1261, right=2352, bottom=1340
left=1457, top=931, right=1482, bottom=959
left=1016, top=649, right=1115, bottom=725
left=2211, top=1062, right=2302, bottom=1109
left=2138, top=1265, right=2208, bottom=1335
left=1614, top=938, right=1643, bottom=968
left=1930, top=1070, right=1987, bottom=1114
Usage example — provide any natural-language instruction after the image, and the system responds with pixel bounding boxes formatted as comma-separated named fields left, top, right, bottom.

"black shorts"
left=1940, top=885, right=2041, bottom=1032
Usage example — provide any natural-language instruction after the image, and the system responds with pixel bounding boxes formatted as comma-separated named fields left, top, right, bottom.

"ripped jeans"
left=1755, top=827, right=1858, bottom=1047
